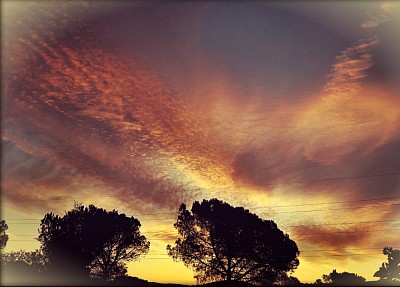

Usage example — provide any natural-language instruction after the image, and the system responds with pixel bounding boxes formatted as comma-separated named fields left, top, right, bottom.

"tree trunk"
left=227, top=258, right=232, bottom=281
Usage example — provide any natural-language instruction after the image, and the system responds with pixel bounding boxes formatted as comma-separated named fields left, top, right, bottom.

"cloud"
left=292, top=225, right=371, bottom=250
left=2, top=2, right=399, bottom=270
left=322, top=38, right=379, bottom=96
left=148, top=230, right=180, bottom=243
left=2, top=2, right=237, bottom=216
left=361, top=2, right=395, bottom=29
left=228, top=34, right=400, bottom=214
left=293, top=37, right=399, bottom=165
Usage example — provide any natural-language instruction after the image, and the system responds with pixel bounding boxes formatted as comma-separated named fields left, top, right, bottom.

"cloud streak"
left=361, top=2, right=395, bottom=29
left=3, top=1, right=240, bottom=217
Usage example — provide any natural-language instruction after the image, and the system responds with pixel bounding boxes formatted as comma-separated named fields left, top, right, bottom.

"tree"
left=1, top=249, right=50, bottom=285
left=274, top=274, right=300, bottom=286
left=0, top=220, right=9, bottom=249
left=320, top=269, right=366, bottom=286
left=1, top=249, right=46, bottom=272
left=38, top=203, right=150, bottom=281
left=374, top=247, right=400, bottom=282
left=166, top=198, right=300, bottom=285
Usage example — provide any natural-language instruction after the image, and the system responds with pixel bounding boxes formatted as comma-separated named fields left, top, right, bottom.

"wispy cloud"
left=361, top=2, right=395, bottom=29
left=2, top=2, right=233, bottom=215
left=323, top=37, right=379, bottom=97
left=294, top=36, right=399, bottom=165
left=293, top=225, right=370, bottom=249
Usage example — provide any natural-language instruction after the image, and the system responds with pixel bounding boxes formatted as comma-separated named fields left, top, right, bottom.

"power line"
left=3, top=172, right=400, bottom=204
left=287, top=219, right=400, bottom=227
left=300, top=254, right=380, bottom=257
left=137, top=258, right=171, bottom=260
left=7, top=240, right=40, bottom=242
left=150, top=228, right=400, bottom=238
left=3, top=192, right=169, bottom=203
left=125, top=247, right=400, bottom=255
left=4, top=202, right=400, bottom=224
left=300, top=247, right=400, bottom=252
left=253, top=203, right=400, bottom=214
left=237, top=171, right=400, bottom=187
left=252, top=196, right=400, bottom=209
left=295, top=228, right=400, bottom=236
left=4, top=196, right=400, bottom=222
left=9, top=219, right=400, bottom=235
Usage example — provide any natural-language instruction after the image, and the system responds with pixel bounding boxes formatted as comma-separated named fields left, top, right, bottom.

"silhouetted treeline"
left=0, top=220, right=8, bottom=249
left=1, top=199, right=399, bottom=286
left=167, top=199, right=300, bottom=285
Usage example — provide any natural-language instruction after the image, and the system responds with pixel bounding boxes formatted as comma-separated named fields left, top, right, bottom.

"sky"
left=1, top=0, right=400, bottom=284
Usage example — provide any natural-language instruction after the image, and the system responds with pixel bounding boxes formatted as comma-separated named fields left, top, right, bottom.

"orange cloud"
left=293, top=38, right=400, bottom=165
left=2, top=6, right=235, bottom=216
left=293, top=225, right=370, bottom=249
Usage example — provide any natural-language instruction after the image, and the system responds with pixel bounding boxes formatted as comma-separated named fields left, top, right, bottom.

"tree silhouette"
left=1, top=249, right=46, bottom=272
left=0, top=220, right=9, bottom=249
left=320, top=269, right=366, bottom=286
left=1, top=249, right=50, bottom=285
left=275, top=274, right=300, bottom=286
left=374, top=247, right=400, bottom=283
left=166, top=198, right=299, bottom=285
left=38, top=203, right=149, bottom=281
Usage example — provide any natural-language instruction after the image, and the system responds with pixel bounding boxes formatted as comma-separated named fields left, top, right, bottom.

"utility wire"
left=300, top=247, right=400, bottom=252
left=299, top=254, right=380, bottom=257
left=9, top=219, right=400, bottom=235
left=4, top=196, right=400, bottom=222
left=8, top=228, right=400, bottom=242
left=295, top=228, right=400, bottom=236
left=287, top=219, right=400, bottom=227
left=3, top=172, right=400, bottom=203
left=252, top=196, right=400, bottom=209
left=127, top=247, right=400, bottom=255
left=236, top=171, right=400, bottom=187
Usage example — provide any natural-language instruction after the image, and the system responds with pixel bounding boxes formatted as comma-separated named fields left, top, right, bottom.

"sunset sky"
left=2, top=1, right=400, bottom=284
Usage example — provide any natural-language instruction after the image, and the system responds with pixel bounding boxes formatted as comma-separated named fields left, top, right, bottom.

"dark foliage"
left=1, top=261, right=48, bottom=285
left=374, top=247, right=400, bottom=282
left=200, top=280, right=256, bottom=286
left=0, top=220, right=9, bottom=249
left=319, top=269, right=366, bottom=286
left=38, top=203, right=149, bottom=281
left=1, top=249, right=46, bottom=272
left=1, top=261, right=152, bottom=286
left=167, top=198, right=300, bottom=285
left=111, top=275, right=149, bottom=286
left=274, top=274, right=301, bottom=286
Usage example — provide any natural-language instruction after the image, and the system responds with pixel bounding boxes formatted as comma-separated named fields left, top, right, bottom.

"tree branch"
left=186, top=251, right=226, bottom=278
left=209, top=227, right=228, bottom=276
left=236, top=262, right=263, bottom=281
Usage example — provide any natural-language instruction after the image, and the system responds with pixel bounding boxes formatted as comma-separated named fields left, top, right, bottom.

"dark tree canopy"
left=1, top=249, right=46, bottom=272
left=38, top=203, right=149, bottom=281
left=374, top=247, right=400, bottom=282
left=320, top=269, right=366, bottom=286
left=275, top=274, right=301, bottom=286
left=1, top=249, right=50, bottom=285
left=0, top=220, right=9, bottom=249
left=167, top=198, right=300, bottom=285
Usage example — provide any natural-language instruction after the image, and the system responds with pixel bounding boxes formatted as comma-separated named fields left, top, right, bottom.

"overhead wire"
left=3, top=172, right=400, bottom=203
left=4, top=195, right=400, bottom=222
left=7, top=228, right=400, bottom=241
